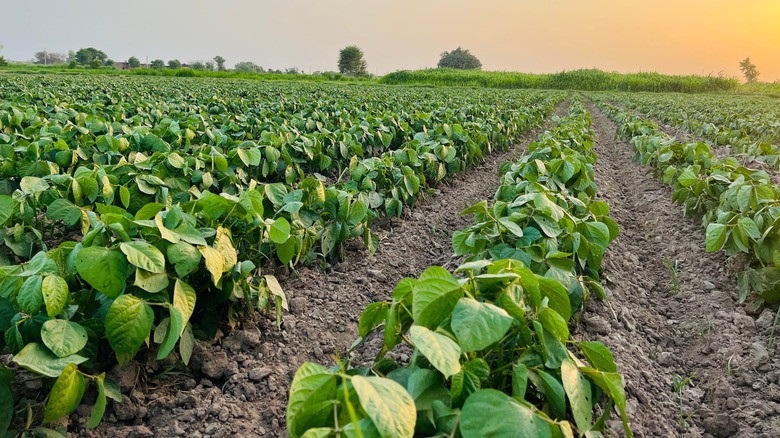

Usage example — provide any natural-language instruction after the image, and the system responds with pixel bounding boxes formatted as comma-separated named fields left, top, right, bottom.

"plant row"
left=596, top=100, right=780, bottom=307
left=602, top=92, right=780, bottom=169
left=287, top=101, right=632, bottom=438
left=0, top=77, right=562, bottom=434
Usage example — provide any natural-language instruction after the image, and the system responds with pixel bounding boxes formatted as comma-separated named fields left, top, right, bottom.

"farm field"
left=0, top=73, right=779, bottom=437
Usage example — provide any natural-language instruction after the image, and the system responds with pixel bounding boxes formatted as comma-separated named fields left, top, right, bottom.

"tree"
left=739, top=57, right=759, bottom=83
left=338, top=46, right=367, bottom=76
left=205, top=61, right=215, bottom=71
left=437, top=47, right=482, bottom=70
left=104, top=59, right=115, bottom=68
left=168, top=59, right=182, bottom=69
left=32, top=51, right=66, bottom=65
left=150, top=59, right=165, bottom=70
left=214, top=56, right=226, bottom=71
left=67, top=50, right=76, bottom=63
left=234, top=61, right=263, bottom=73
left=128, top=56, right=141, bottom=68
left=191, top=61, right=205, bottom=70
left=75, top=47, right=108, bottom=66
left=0, top=57, right=6, bottom=67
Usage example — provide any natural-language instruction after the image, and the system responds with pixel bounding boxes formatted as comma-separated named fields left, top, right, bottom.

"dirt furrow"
left=74, top=105, right=568, bottom=437
left=585, top=103, right=780, bottom=438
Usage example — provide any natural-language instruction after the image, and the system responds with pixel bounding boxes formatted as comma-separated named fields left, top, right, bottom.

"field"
left=0, top=73, right=779, bottom=437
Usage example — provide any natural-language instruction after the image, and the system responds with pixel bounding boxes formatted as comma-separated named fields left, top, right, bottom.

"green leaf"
left=17, top=275, right=43, bottom=314
left=677, top=168, right=697, bottom=187
left=105, top=295, right=154, bottom=366
left=269, top=217, right=291, bottom=244
left=13, top=343, right=88, bottom=378
left=460, top=389, right=551, bottom=438
left=0, top=195, right=14, bottom=226
left=352, top=376, right=416, bottom=438
left=173, top=279, right=197, bottom=336
left=512, top=363, right=528, bottom=399
left=41, top=320, right=88, bottom=358
left=537, top=369, right=566, bottom=420
left=45, top=199, right=82, bottom=226
left=133, top=268, right=169, bottom=293
left=538, top=277, right=571, bottom=321
left=0, top=368, right=12, bottom=434
left=359, top=301, right=389, bottom=337
left=20, top=176, right=49, bottom=195
left=180, top=323, right=195, bottom=365
left=286, top=363, right=338, bottom=438
left=412, top=266, right=463, bottom=329
left=87, top=375, right=107, bottom=429
left=75, top=247, right=128, bottom=298
left=561, top=359, right=593, bottom=434
left=738, top=217, right=761, bottom=240
left=157, top=306, right=183, bottom=360
left=167, top=241, right=201, bottom=277
left=705, top=223, right=728, bottom=252
left=409, top=326, right=461, bottom=378
left=580, top=367, right=632, bottom=438
left=42, top=275, right=69, bottom=317
left=579, top=341, right=617, bottom=373
left=120, top=241, right=166, bottom=274
left=43, top=363, right=87, bottom=424
left=537, top=307, right=570, bottom=342
left=451, top=358, right=490, bottom=403
left=451, top=298, right=513, bottom=353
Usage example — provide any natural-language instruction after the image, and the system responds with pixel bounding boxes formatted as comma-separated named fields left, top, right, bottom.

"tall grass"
left=380, top=68, right=739, bottom=93
left=0, top=63, right=372, bottom=83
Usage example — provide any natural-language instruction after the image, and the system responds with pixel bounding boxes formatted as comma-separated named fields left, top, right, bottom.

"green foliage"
left=213, top=55, right=226, bottom=71
left=74, top=48, right=108, bottom=67
left=437, top=47, right=482, bottom=70
left=0, top=56, right=7, bottom=67
left=150, top=59, right=164, bottom=69
left=338, top=45, right=368, bottom=76
left=740, top=57, right=760, bottom=83
left=382, top=68, right=739, bottom=93
left=234, top=61, right=263, bottom=73
left=167, top=59, right=182, bottom=69
left=127, top=56, right=141, bottom=68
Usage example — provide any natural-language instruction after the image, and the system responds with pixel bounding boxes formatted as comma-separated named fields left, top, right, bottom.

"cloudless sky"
left=2, top=0, right=779, bottom=81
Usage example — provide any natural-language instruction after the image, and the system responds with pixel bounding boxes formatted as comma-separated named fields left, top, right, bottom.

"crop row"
left=287, top=101, right=632, bottom=438
left=595, top=100, right=780, bottom=307
left=602, top=92, right=780, bottom=169
left=0, top=76, right=562, bottom=432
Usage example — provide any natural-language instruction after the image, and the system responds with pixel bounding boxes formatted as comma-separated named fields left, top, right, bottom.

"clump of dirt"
left=68, top=109, right=564, bottom=437
left=583, top=103, right=780, bottom=438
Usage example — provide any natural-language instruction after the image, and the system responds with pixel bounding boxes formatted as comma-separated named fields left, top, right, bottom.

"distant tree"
left=32, top=51, right=66, bottom=65
left=739, top=57, right=759, bottom=83
left=0, top=57, right=6, bottom=67
left=150, top=59, right=165, bottom=70
left=437, top=47, right=482, bottom=70
left=128, top=56, right=141, bottom=68
left=338, top=45, right=367, bottom=76
left=234, top=61, right=263, bottom=73
left=205, top=61, right=215, bottom=71
left=285, top=67, right=300, bottom=75
left=67, top=50, right=76, bottom=63
left=213, top=55, right=226, bottom=71
left=75, top=47, right=108, bottom=66
left=168, top=59, right=182, bottom=69
left=191, top=61, right=205, bottom=70
left=104, top=59, right=115, bottom=68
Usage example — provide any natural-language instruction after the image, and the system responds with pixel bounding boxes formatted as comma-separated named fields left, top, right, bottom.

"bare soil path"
left=73, top=105, right=567, bottom=438
left=584, top=103, right=780, bottom=437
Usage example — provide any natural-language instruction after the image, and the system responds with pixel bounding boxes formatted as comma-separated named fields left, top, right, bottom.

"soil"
left=66, top=107, right=566, bottom=437
left=583, top=103, right=780, bottom=437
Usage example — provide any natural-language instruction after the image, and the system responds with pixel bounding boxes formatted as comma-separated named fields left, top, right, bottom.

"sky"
left=2, top=0, right=779, bottom=81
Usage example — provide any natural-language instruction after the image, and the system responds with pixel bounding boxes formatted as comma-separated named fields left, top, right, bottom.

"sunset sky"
left=2, top=0, right=779, bottom=81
